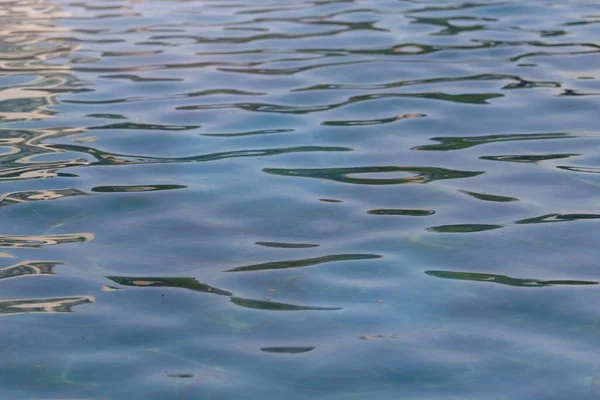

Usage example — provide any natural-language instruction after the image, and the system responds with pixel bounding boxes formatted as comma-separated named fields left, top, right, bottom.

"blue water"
left=1, top=0, right=600, bottom=398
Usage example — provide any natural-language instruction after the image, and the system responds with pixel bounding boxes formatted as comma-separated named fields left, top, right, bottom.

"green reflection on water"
left=480, top=153, right=579, bottom=163
left=51, top=144, right=352, bottom=166
left=516, top=213, right=600, bottom=224
left=255, top=242, right=319, bottom=249
left=106, top=275, right=342, bottom=311
left=412, top=133, right=574, bottom=151
left=458, top=190, right=519, bottom=202
left=367, top=209, right=435, bottom=216
left=91, top=185, right=186, bottom=193
left=106, top=276, right=233, bottom=296
left=427, top=224, right=504, bottom=233
left=263, top=166, right=483, bottom=185
left=225, top=254, right=381, bottom=272
left=0, top=296, right=94, bottom=316
left=260, top=347, right=315, bottom=354
left=426, top=270, right=598, bottom=287
left=230, top=297, right=341, bottom=311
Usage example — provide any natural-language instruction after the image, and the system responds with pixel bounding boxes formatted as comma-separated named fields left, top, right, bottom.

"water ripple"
left=2, top=0, right=600, bottom=397
left=263, top=166, right=484, bottom=185
left=425, top=270, right=598, bottom=287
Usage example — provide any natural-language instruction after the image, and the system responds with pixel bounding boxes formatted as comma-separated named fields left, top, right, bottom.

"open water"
left=1, top=0, right=600, bottom=398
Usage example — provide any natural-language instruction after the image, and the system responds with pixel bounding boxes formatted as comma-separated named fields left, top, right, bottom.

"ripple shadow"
left=106, top=275, right=342, bottom=311
left=263, top=166, right=483, bottom=185
left=426, top=270, right=598, bottom=287
left=0, top=296, right=95, bottom=316
left=225, top=254, right=381, bottom=272
left=260, top=346, right=315, bottom=354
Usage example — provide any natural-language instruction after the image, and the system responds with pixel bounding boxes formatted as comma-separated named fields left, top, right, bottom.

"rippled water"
left=1, top=0, right=600, bottom=398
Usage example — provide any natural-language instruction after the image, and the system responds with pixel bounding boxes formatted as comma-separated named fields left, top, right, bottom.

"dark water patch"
left=216, top=60, right=369, bottom=77
left=0, top=189, right=88, bottom=207
left=50, top=144, right=352, bottom=166
left=255, top=242, right=319, bottom=249
left=558, top=89, right=600, bottom=97
left=0, top=261, right=60, bottom=281
left=480, top=154, right=580, bottom=163
left=322, top=113, right=425, bottom=126
left=105, top=275, right=340, bottom=312
left=426, top=270, right=598, bottom=287
left=427, top=224, right=504, bottom=233
left=367, top=209, right=435, bottom=216
left=399, top=92, right=502, bottom=104
left=106, top=276, right=233, bottom=296
left=322, top=116, right=403, bottom=127
left=65, top=90, right=264, bottom=106
left=502, top=80, right=561, bottom=90
left=509, top=50, right=600, bottom=63
left=412, top=133, right=575, bottom=151
left=89, top=123, right=200, bottom=131
left=260, top=347, right=315, bottom=354
left=225, top=254, right=382, bottom=272
left=167, top=374, right=194, bottom=378
left=202, top=129, right=295, bottom=137
left=319, top=198, right=343, bottom=203
left=514, top=28, right=567, bottom=38
left=557, top=166, right=600, bottom=174
left=230, top=297, right=341, bottom=312
left=295, top=74, right=560, bottom=92
left=85, top=113, right=127, bottom=119
left=100, top=74, right=184, bottom=82
left=92, top=185, right=186, bottom=193
left=176, top=92, right=502, bottom=115
left=516, top=214, right=600, bottom=224
left=101, top=50, right=163, bottom=57
left=0, top=296, right=94, bottom=316
left=0, top=233, right=94, bottom=249
left=263, top=166, right=483, bottom=185
left=458, top=190, right=519, bottom=202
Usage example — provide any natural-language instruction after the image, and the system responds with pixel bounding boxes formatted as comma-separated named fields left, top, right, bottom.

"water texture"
left=1, top=0, right=599, bottom=398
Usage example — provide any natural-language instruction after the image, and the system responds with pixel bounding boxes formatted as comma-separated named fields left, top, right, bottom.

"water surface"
left=1, top=0, right=600, bottom=398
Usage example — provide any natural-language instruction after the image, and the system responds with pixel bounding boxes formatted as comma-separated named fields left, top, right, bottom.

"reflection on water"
left=0, top=233, right=93, bottom=248
left=107, top=276, right=233, bottom=296
left=0, top=0, right=96, bottom=327
left=225, top=254, right=381, bottom=272
left=0, top=188, right=87, bottom=207
left=51, top=142, right=352, bottom=166
left=91, top=184, right=186, bottom=192
left=427, top=224, right=504, bottom=233
left=429, top=212, right=600, bottom=234
left=411, top=133, right=578, bottom=151
left=0, top=260, right=59, bottom=280
left=255, top=241, right=319, bottom=249
left=426, top=270, right=598, bottom=287
left=480, top=153, right=580, bottom=163
left=261, top=346, right=315, bottom=354
left=516, top=213, right=600, bottom=224
left=263, top=166, right=484, bottom=185
left=0, top=296, right=94, bottom=315
left=367, top=209, right=435, bottom=216
left=230, top=297, right=341, bottom=312
left=2, top=0, right=600, bottom=398
left=106, top=275, right=341, bottom=311
left=458, top=190, right=519, bottom=203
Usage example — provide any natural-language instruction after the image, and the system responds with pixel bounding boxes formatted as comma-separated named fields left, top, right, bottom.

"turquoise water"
left=1, top=0, right=600, bottom=398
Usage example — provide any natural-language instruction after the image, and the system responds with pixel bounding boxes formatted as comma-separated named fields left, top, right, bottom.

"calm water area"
left=1, top=0, right=600, bottom=398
